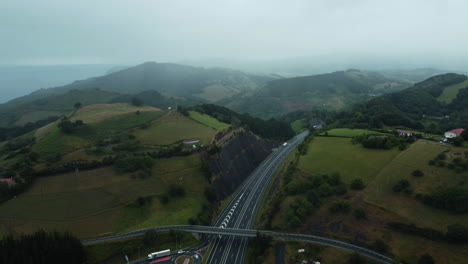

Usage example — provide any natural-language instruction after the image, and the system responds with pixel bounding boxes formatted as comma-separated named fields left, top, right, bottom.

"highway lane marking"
left=208, top=132, right=309, bottom=264
left=216, top=133, right=308, bottom=264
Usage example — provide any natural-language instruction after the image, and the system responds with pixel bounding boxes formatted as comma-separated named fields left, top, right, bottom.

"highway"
left=81, top=130, right=395, bottom=264
left=205, top=131, right=309, bottom=264
left=82, top=225, right=394, bottom=264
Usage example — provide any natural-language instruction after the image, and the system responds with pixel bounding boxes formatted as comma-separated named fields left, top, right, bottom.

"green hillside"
left=225, top=69, right=410, bottom=118
left=366, top=140, right=468, bottom=229
left=437, top=79, right=468, bottom=103
left=33, top=106, right=165, bottom=159
left=188, top=111, right=231, bottom=130
left=0, top=104, right=225, bottom=238
left=0, top=155, right=208, bottom=238
left=0, top=89, right=121, bottom=127
left=134, top=111, right=217, bottom=145
left=298, top=137, right=400, bottom=183
left=258, top=136, right=468, bottom=263
left=335, top=73, right=468, bottom=130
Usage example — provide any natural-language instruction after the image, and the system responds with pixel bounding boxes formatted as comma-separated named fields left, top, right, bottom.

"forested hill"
left=223, top=69, right=411, bottom=119
left=1, top=62, right=273, bottom=109
left=336, top=73, right=468, bottom=130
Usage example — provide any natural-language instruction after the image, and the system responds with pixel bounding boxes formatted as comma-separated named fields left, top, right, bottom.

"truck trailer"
left=148, top=249, right=171, bottom=260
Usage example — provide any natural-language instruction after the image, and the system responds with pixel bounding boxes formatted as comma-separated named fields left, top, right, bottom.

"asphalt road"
left=81, top=130, right=394, bottom=264
left=205, top=131, right=310, bottom=264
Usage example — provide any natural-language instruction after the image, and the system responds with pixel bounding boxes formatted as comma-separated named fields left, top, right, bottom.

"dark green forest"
left=0, top=230, right=86, bottom=264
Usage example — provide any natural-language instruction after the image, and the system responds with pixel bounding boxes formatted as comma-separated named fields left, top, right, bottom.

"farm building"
left=444, top=128, right=465, bottom=139
left=0, top=178, right=15, bottom=186
left=182, top=139, right=200, bottom=144
left=396, top=129, right=413, bottom=137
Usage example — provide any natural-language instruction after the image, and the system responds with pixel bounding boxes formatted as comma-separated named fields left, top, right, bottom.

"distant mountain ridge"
left=2, top=62, right=273, bottom=107
left=223, top=69, right=412, bottom=118
left=337, top=73, right=468, bottom=130
left=0, top=62, right=274, bottom=127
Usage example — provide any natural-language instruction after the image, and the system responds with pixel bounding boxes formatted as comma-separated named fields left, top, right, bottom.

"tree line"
left=180, top=104, right=294, bottom=141
left=0, top=230, right=86, bottom=264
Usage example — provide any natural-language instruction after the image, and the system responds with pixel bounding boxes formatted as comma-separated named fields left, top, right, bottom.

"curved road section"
left=205, top=131, right=309, bottom=264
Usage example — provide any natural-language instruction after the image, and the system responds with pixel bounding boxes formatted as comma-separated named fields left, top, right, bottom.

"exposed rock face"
left=209, top=131, right=276, bottom=199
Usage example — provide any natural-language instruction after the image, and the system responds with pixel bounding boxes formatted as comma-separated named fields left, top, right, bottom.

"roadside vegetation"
left=256, top=134, right=468, bottom=263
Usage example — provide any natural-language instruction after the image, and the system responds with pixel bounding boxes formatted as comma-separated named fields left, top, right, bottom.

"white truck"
left=148, top=249, right=171, bottom=260
left=283, top=142, right=288, bottom=147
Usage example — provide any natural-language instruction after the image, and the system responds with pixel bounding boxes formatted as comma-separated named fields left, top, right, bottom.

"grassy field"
left=259, top=137, right=468, bottom=263
left=318, top=128, right=387, bottom=137
left=290, top=119, right=308, bottom=134
left=188, top=111, right=230, bottom=131
left=135, top=111, right=216, bottom=145
left=437, top=79, right=468, bottom=104
left=0, top=155, right=208, bottom=238
left=366, top=140, right=468, bottom=230
left=298, top=137, right=400, bottom=184
left=72, top=103, right=161, bottom=123
left=33, top=110, right=165, bottom=158
left=195, top=84, right=239, bottom=102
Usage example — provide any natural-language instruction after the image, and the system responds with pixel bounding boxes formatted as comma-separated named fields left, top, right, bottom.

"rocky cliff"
left=209, top=131, right=276, bottom=199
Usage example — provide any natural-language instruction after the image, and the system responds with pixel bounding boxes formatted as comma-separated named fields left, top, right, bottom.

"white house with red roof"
left=444, top=128, right=465, bottom=139
left=396, top=129, right=413, bottom=137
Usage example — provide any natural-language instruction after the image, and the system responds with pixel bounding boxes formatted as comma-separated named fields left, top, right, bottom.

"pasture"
left=188, top=111, right=230, bottom=131
left=72, top=103, right=161, bottom=123
left=318, top=128, right=387, bottom=137
left=298, top=137, right=400, bottom=184
left=134, top=111, right=216, bottom=145
left=437, top=79, right=468, bottom=104
left=366, top=140, right=468, bottom=230
left=33, top=110, right=165, bottom=158
left=0, top=155, right=208, bottom=238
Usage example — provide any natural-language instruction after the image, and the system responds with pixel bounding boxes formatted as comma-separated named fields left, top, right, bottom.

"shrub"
left=350, top=178, right=365, bottom=190
left=422, top=187, right=468, bottom=213
left=437, top=153, right=447, bottom=160
left=114, top=156, right=153, bottom=173
left=393, top=179, right=410, bottom=193
left=168, top=184, right=186, bottom=198
left=354, top=208, right=367, bottom=220
left=329, top=201, right=351, bottom=214
left=412, top=169, right=424, bottom=177
left=333, top=184, right=347, bottom=195
left=318, top=183, right=334, bottom=197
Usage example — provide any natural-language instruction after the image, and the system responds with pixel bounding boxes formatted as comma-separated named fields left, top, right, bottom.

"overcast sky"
left=1, top=0, right=468, bottom=66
